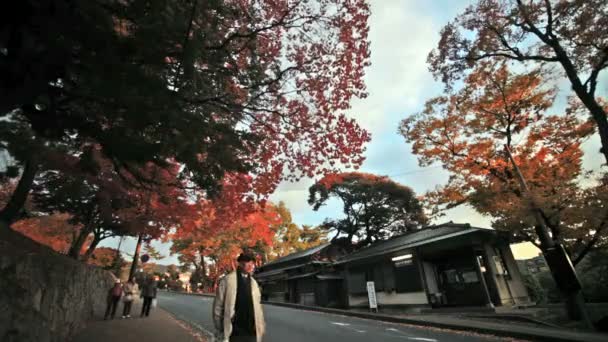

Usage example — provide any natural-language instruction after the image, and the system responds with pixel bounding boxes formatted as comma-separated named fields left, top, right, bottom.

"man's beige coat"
left=212, top=271, right=265, bottom=342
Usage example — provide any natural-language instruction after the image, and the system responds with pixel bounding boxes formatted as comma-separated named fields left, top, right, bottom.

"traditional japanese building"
left=337, top=222, right=530, bottom=309
left=256, top=222, right=530, bottom=310
left=255, top=243, right=346, bottom=307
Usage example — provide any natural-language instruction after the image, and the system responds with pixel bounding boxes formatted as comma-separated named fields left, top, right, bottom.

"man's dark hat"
left=237, top=252, right=255, bottom=262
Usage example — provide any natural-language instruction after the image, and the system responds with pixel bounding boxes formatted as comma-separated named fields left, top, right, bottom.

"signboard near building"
left=366, top=281, right=378, bottom=312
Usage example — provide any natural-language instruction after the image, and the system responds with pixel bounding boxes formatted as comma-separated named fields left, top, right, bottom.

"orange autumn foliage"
left=401, top=62, right=604, bottom=264
left=171, top=202, right=281, bottom=283
left=11, top=213, right=80, bottom=254
left=87, top=247, right=122, bottom=269
left=428, top=0, right=608, bottom=166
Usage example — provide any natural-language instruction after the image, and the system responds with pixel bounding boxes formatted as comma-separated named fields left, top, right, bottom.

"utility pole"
left=504, top=145, right=592, bottom=328
left=129, top=233, right=144, bottom=281
left=112, top=236, right=125, bottom=278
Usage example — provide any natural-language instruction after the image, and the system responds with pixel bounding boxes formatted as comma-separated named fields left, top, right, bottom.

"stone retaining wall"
left=0, top=225, right=114, bottom=342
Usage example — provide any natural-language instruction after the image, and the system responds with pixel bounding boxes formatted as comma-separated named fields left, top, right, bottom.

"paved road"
left=157, top=292, right=508, bottom=342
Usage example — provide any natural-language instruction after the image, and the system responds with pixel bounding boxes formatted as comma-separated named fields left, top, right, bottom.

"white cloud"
left=270, top=0, right=471, bottom=228
left=346, top=0, right=440, bottom=135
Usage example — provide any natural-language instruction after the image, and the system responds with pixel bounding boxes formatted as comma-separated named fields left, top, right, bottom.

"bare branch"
left=467, top=51, right=558, bottom=63
left=584, top=52, right=608, bottom=96
left=572, top=213, right=608, bottom=265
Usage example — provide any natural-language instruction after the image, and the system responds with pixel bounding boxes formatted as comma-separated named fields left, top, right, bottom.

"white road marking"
left=330, top=321, right=367, bottom=334
left=330, top=322, right=350, bottom=326
left=386, top=328, right=400, bottom=332
left=408, top=338, right=438, bottom=342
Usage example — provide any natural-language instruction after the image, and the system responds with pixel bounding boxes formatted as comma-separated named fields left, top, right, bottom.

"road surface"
left=157, top=292, right=509, bottom=342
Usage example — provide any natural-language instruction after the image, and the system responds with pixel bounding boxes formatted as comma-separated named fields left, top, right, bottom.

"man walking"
left=140, top=275, right=157, bottom=317
left=213, top=253, right=265, bottom=342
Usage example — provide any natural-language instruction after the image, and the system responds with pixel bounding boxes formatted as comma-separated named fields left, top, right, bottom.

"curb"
left=162, top=307, right=216, bottom=342
left=463, top=313, right=562, bottom=329
left=163, top=292, right=604, bottom=342
left=262, top=301, right=601, bottom=342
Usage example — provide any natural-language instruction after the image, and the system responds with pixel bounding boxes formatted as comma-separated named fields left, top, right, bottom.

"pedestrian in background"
left=121, top=278, right=137, bottom=318
left=104, top=279, right=123, bottom=320
left=140, top=275, right=158, bottom=317
left=213, top=252, right=265, bottom=342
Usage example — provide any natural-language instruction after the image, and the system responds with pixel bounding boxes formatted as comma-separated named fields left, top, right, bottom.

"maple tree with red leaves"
left=0, top=0, right=372, bottom=231
left=171, top=202, right=281, bottom=287
left=28, top=148, right=195, bottom=261
left=86, top=247, right=125, bottom=270
left=308, top=172, right=427, bottom=249
left=11, top=213, right=79, bottom=254
left=400, top=62, right=604, bottom=264
left=401, top=62, right=604, bottom=322
left=428, top=0, right=608, bottom=165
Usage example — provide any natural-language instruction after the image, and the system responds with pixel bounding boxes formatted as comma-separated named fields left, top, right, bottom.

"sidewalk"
left=70, top=300, right=207, bottom=342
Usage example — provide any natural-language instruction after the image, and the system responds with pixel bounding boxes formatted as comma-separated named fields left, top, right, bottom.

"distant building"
left=257, top=222, right=531, bottom=310
left=255, top=243, right=347, bottom=307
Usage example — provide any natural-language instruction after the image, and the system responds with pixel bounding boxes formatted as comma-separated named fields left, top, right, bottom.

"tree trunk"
left=540, top=244, right=592, bottom=326
left=571, top=83, right=608, bottom=165
left=128, top=234, right=144, bottom=281
left=112, top=236, right=125, bottom=277
left=565, top=291, right=592, bottom=323
left=82, top=234, right=101, bottom=261
left=552, top=44, right=608, bottom=165
left=0, top=157, right=38, bottom=225
left=506, top=146, right=592, bottom=328
left=201, top=256, right=207, bottom=278
left=68, top=226, right=93, bottom=259
left=572, top=218, right=608, bottom=266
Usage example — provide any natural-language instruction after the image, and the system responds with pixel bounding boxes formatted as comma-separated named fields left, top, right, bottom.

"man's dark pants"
left=141, top=297, right=153, bottom=317
left=104, top=296, right=120, bottom=319
left=230, top=324, right=256, bottom=342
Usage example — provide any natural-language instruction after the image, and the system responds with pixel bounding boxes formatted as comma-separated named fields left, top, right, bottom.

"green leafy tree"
left=308, top=172, right=427, bottom=248
left=521, top=273, right=548, bottom=304
left=143, top=244, right=165, bottom=262
left=577, top=248, right=608, bottom=302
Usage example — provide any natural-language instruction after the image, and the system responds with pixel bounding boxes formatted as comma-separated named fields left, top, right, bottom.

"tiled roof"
left=261, top=243, right=331, bottom=269
left=336, top=222, right=494, bottom=264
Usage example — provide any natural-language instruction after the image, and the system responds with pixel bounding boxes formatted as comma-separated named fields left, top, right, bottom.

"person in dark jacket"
left=104, top=279, right=123, bottom=320
left=140, top=275, right=158, bottom=317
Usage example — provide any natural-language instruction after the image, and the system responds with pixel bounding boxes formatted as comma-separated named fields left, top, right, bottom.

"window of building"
left=383, top=262, right=396, bottom=291
left=264, top=281, right=285, bottom=293
left=461, top=270, right=480, bottom=283
left=443, top=269, right=460, bottom=284
left=349, top=270, right=367, bottom=294
left=372, top=265, right=385, bottom=291
left=298, top=278, right=315, bottom=293
left=394, top=263, right=422, bottom=293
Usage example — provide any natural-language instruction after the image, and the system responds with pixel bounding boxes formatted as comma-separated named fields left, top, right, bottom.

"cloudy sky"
left=103, top=0, right=607, bottom=265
